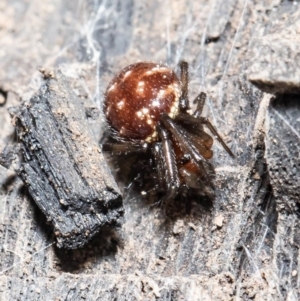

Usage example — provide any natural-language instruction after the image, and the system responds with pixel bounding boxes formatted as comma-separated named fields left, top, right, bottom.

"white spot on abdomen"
left=117, top=100, right=125, bottom=108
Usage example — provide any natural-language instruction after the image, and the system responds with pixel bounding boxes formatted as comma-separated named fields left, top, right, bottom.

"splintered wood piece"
left=9, top=72, right=123, bottom=249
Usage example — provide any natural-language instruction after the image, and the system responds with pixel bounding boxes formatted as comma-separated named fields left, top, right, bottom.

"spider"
left=102, top=61, right=234, bottom=206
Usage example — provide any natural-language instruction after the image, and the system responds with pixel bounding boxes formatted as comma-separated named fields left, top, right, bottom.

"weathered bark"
left=0, top=0, right=299, bottom=300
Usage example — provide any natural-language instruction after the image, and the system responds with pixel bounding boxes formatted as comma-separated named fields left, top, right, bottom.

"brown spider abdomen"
left=104, top=62, right=181, bottom=142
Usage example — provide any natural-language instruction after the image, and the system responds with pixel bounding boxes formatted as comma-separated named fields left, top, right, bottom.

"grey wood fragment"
left=248, top=35, right=300, bottom=94
left=248, top=11, right=300, bottom=94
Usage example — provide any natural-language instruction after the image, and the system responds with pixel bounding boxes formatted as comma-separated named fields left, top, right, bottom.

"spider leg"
left=179, top=61, right=189, bottom=112
left=175, top=113, right=234, bottom=158
left=102, top=140, right=149, bottom=155
left=193, top=92, right=206, bottom=117
left=194, top=116, right=234, bottom=158
left=152, top=143, right=166, bottom=191
left=160, top=114, right=213, bottom=184
left=156, top=123, right=180, bottom=204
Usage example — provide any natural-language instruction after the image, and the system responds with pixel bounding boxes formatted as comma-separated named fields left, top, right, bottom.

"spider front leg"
left=196, top=116, right=234, bottom=158
left=193, top=92, right=206, bottom=117
left=176, top=112, right=234, bottom=158
left=156, top=123, right=180, bottom=205
left=179, top=62, right=206, bottom=115
left=193, top=92, right=234, bottom=157
left=176, top=91, right=234, bottom=158
left=179, top=61, right=189, bottom=113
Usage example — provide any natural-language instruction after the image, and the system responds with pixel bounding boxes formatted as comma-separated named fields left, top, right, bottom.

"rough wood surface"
left=0, top=0, right=299, bottom=300
left=9, top=73, right=123, bottom=249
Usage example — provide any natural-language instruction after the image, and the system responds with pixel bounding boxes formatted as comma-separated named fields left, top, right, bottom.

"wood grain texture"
left=0, top=0, right=299, bottom=300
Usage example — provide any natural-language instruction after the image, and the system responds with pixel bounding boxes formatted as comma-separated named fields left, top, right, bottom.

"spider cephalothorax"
left=102, top=61, right=234, bottom=206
